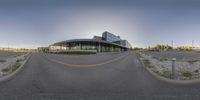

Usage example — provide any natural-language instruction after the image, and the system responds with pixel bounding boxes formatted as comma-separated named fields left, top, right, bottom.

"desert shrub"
left=16, top=59, right=23, bottom=63
left=147, top=44, right=173, bottom=51
left=133, top=47, right=143, bottom=51
left=142, top=59, right=154, bottom=68
left=175, top=46, right=193, bottom=51
left=152, top=56, right=158, bottom=59
left=0, top=59, right=6, bottom=63
left=61, top=51, right=96, bottom=55
left=182, top=71, right=192, bottom=77
left=12, top=62, right=21, bottom=71
left=143, top=59, right=150, bottom=65
left=2, top=68, right=10, bottom=72
left=160, top=70, right=172, bottom=79
left=160, top=58, right=168, bottom=61
left=194, top=70, right=199, bottom=73
left=187, top=60, right=199, bottom=64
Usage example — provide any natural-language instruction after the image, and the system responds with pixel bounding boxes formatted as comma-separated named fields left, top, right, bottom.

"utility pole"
left=192, top=40, right=194, bottom=48
left=171, top=40, right=174, bottom=48
left=8, top=42, right=10, bottom=51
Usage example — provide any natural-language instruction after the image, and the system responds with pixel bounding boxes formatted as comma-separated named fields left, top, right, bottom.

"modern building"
left=93, top=36, right=103, bottom=41
left=37, top=47, right=49, bottom=53
left=49, top=31, right=132, bottom=53
left=102, top=31, right=121, bottom=42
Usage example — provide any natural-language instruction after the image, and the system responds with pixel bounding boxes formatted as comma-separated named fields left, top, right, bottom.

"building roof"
left=52, top=39, right=128, bottom=48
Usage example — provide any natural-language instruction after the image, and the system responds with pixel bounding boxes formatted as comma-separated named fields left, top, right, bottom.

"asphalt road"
left=0, top=52, right=200, bottom=100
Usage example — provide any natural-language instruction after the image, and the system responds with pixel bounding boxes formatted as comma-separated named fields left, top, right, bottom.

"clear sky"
left=0, top=0, right=200, bottom=48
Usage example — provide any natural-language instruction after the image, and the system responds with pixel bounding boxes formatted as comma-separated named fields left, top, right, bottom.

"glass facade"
left=49, top=31, right=131, bottom=53
left=49, top=41, right=126, bottom=53
left=102, top=31, right=121, bottom=43
left=102, top=31, right=132, bottom=48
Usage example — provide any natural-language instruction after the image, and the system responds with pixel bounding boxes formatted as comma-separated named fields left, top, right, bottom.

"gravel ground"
left=0, top=53, right=29, bottom=77
left=139, top=51, right=200, bottom=80
left=142, top=51, right=200, bottom=61
left=0, top=51, right=26, bottom=59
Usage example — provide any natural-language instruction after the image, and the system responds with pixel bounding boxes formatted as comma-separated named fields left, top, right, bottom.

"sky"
left=0, top=0, right=200, bottom=48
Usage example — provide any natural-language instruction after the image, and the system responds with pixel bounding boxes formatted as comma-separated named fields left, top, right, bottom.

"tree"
left=148, top=44, right=173, bottom=51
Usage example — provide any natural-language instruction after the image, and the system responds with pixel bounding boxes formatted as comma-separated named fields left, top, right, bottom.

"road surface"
left=0, top=52, right=200, bottom=100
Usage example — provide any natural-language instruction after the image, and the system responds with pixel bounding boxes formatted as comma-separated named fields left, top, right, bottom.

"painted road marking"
left=45, top=53, right=129, bottom=67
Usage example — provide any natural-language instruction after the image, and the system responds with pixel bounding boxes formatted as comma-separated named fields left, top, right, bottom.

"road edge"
left=136, top=52, right=200, bottom=85
left=0, top=53, right=31, bottom=83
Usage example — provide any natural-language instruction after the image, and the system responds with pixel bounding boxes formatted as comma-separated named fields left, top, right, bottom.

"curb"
left=136, top=52, right=200, bottom=85
left=0, top=53, right=31, bottom=83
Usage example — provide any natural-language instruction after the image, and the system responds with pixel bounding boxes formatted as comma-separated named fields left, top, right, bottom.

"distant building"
left=49, top=31, right=132, bottom=53
left=102, top=31, right=132, bottom=48
left=113, top=40, right=132, bottom=49
left=37, top=47, right=49, bottom=53
left=102, top=31, right=121, bottom=42
left=93, top=36, right=103, bottom=41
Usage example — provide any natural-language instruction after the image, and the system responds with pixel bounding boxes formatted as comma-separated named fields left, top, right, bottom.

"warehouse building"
left=49, top=31, right=132, bottom=53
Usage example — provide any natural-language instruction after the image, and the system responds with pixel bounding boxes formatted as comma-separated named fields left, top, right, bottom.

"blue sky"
left=0, top=0, right=200, bottom=48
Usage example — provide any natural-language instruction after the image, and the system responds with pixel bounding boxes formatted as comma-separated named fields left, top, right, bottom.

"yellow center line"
left=46, top=54, right=129, bottom=67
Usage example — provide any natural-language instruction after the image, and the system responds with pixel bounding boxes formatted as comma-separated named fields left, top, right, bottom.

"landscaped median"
left=49, top=50, right=97, bottom=55
left=138, top=52, right=200, bottom=84
left=0, top=53, right=31, bottom=82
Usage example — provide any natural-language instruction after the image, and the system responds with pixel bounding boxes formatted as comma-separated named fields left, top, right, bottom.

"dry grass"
left=182, top=71, right=192, bottom=77
left=187, top=59, right=199, bottom=64
left=0, top=59, right=6, bottom=63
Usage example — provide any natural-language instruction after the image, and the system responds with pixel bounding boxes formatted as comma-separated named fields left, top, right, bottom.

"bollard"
left=172, top=58, right=176, bottom=79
